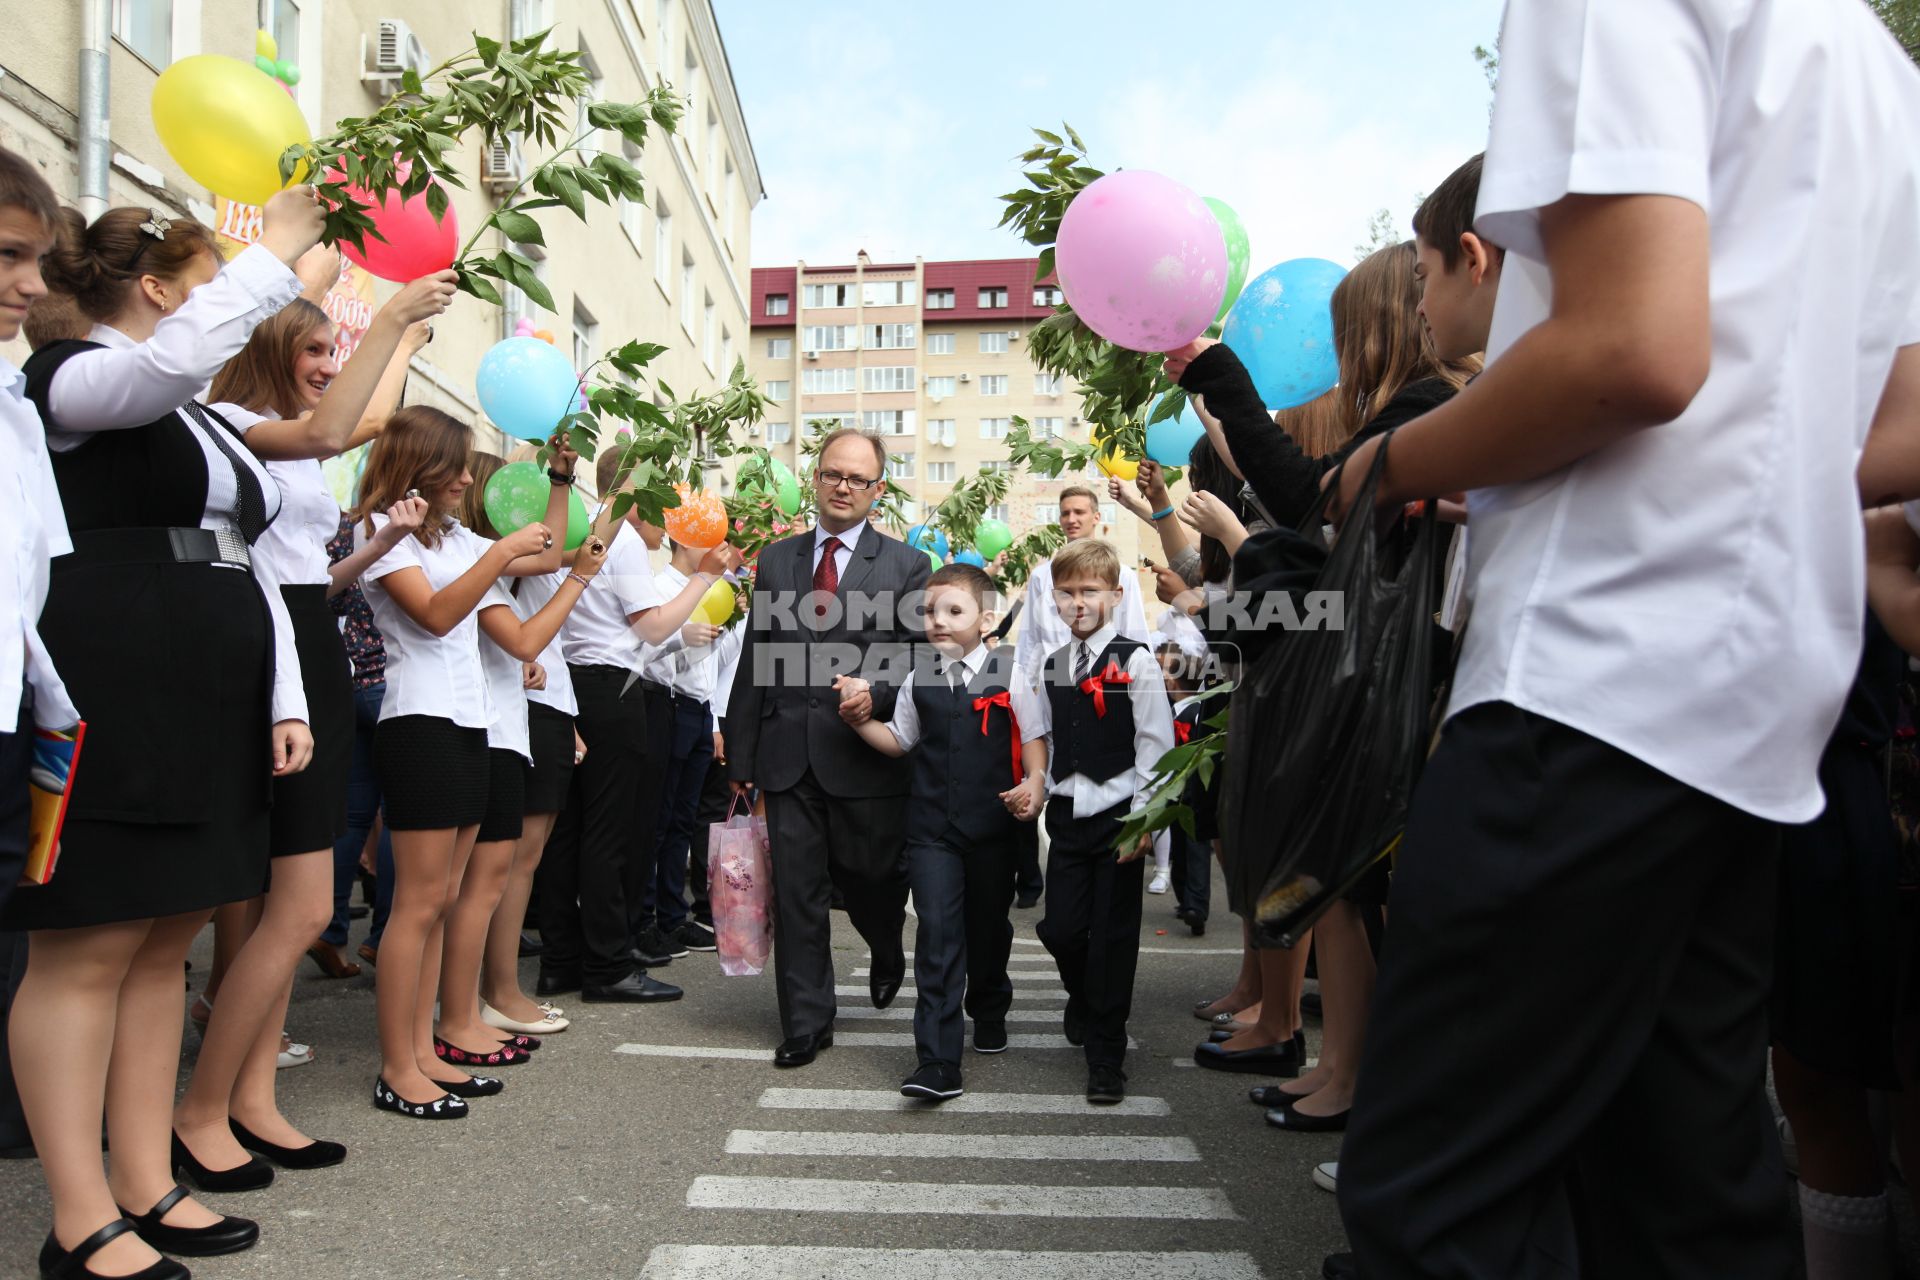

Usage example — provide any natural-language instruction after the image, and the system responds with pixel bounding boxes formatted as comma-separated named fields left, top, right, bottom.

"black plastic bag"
left=1218, top=433, right=1442, bottom=947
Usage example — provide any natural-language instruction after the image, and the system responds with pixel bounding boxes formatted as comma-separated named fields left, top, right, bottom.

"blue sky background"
left=714, top=0, right=1506, bottom=270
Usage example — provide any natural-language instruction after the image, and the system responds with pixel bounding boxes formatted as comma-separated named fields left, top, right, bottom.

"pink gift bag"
left=707, top=799, right=774, bottom=976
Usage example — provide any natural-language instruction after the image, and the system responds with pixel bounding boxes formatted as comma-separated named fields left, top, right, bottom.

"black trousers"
left=1339, top=702, right=1796, bottom=1280
left=1170, top=828, right=1211, bottom=922
left=1037, top=799, right=1142, bottom=1069
left=762, top=770, right=908, bottom=1040
left=621, top=684, right=673, bottom=940
left=536, top=666, right=655, bottom=986
left=1013, top=822, right=1044, bottom=899
left=906, top=830, right=1016, bottom=1067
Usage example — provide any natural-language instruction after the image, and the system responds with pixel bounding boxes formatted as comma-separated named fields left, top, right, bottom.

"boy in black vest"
left=838, top=565, right=1047, bottom=1102
left=1020, top=539, right=1174, bottom=1104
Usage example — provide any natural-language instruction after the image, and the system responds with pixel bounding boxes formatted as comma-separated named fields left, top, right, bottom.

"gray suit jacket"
left=726, top=524, right=932, bottom=797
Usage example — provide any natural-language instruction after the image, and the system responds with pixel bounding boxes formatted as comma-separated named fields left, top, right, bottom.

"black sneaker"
left=900, top=1062, right=964, bottom=1102
left=1086, top=1064, right=1127, bottom=1105
left=973, top=1021, right=1009, bottom=1054
left=644, top=925, right=690, bottom=960
left=673, top=921, right=718, bottom=952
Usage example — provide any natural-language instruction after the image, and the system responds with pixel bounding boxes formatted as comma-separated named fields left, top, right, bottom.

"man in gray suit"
left=728, top=429, right=932, bottom=1066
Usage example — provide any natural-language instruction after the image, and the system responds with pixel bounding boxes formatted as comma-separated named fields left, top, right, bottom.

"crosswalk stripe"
left=1004, top=936, right=1245, bottom=957
left=832, top=1006, right=1062, bottom=1024
left=615, top=1044, right=772, bottom=1062
left=834, top=984, right=1069, bottom=1001
left=687, top=1175, right=1237, bottom=1219
left=850, top=966, right=1059, bottom=978
left=865, top=952, right=1059, bottom=965
left=724, top=1130, right=1202, bottom=1163
left=640, top=1245, right=1263, bottom=1280
left=834, top=1031, right=1131, bottom=1051
left=756, top=1087, right=1171, bottom=1117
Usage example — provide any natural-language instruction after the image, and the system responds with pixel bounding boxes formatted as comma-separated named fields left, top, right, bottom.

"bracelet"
left=548, top=468, right=575, bottom=487
left=567, top=572, right=593, bottom=589
left=1149, top=505, right=1175, bottom=521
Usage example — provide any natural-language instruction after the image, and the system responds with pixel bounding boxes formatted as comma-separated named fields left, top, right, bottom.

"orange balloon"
left=663, top=483, right=728, bottom=550
left=533, top=329, right=557, bottom=345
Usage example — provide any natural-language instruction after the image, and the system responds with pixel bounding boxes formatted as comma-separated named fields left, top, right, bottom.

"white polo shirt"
left=558, top=520, right=663, bottom=671
left=1451, top=0, right=1920, bottom=822
left=358, top=516, right=495, bottom=731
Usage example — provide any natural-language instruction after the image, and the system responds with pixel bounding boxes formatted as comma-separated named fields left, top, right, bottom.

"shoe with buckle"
left=38, top=1220, right=188, bottom=1280
left=481, top=1000, right=570, bottom=1035
left=372, top=1078, right=468, bottom=1120
left=118, top=1185, right=258, bottom=1257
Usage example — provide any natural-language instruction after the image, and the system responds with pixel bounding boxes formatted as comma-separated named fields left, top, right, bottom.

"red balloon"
left=337, top=176, right=458, bottom=283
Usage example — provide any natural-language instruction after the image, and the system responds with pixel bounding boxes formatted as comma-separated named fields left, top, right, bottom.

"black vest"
left=1043, top=637, right=1144, bottom=785
left=905, top=648, right=1025, bottom=847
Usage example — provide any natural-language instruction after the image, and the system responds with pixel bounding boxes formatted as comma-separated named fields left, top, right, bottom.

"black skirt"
left=268, top=585, right=352, bottom=856
left=524, top=702, right=576, bottom=816
left=2, top=546, right=273, bottom=930
left=477, top=748, right=528, bottom=843
left=374, top=715, right=488, bottom=831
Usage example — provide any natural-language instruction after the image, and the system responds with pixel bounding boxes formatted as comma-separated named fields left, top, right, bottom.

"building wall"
left=0, top=0, right=760, bottom=472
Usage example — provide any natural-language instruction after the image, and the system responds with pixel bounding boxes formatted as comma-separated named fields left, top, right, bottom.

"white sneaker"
left=277, top=1032, right=312, bottom=1070
left=1147, top=871, right=1171, bottom=895
left=1312, top=1161, right=1338, bottom=1194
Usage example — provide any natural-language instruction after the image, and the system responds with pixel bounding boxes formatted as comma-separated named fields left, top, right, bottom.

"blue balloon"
left=953, top=549, right=987, bottom=568
left=906, top=523, right=950, bottom=559
left=1221, top=257, right=1346, bottom=411
left=1146, top=401, right=1208, bottom=467
left=476, top=337, right=580, bottom=441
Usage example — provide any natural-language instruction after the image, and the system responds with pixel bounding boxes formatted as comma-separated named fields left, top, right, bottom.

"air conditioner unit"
left=1069, top=415, right=1082, bottom=426
left=747, top=425, right=762, bottom=437
left=366, top=18, right=430, bottom=80
left=958, top=373, right=971, bottom=383
left=482, top=136, right=524, bottom=189
left=1007, top=330, right=1022, bottom=341
left=803, top=350, right=819, bottom=360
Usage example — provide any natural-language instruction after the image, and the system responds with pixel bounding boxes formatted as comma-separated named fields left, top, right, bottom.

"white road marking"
left=834, top=984, right=1069, bottom=1001
left=834, top=1031, right=1131, bottom=1051
left=756, top=1087, right=1171, bottom=1117
left=640, top=1246, right=1264, bottom=1280
left=614, top=1043, right=771, bottom=1062
left=724, top=1130, right=1201, bottom=1163
left=686, top=1175, right=1236, bottom=1220
left=832, top=1006, right=1064, bottom=1024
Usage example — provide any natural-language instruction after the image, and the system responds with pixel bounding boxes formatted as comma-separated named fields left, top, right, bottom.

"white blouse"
left=477, top=578, right=532, bottom=763
left=516, top=569, right=578, bottom=718
left=212, top=403, right=339, bottom=588
left=357, top=516, right=495, bottom=732
left=0, top=357, right=78, bottom=730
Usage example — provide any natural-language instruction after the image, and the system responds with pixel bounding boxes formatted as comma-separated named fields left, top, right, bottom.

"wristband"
left=548, top=468, right=575, bottom=487
left=568, top=572, right=594, bottom=589
left=1149, top=505, right=1175, bottom=522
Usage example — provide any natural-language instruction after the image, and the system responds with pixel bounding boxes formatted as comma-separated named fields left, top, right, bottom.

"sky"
left=713, top=0, right=1506, bottom=271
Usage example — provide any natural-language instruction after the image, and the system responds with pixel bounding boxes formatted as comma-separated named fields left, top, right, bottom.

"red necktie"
left=1174, top=719, right=1193, bottom=745
left=813, top=535, right=841, bottom=623
left=973, top=691, right=1024, bottom=783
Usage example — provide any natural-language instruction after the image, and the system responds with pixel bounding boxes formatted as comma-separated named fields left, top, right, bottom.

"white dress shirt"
left=215, top=403, right=338, bottom=588
left=357, top=516, right=495, bottom=731
left=882, top=641, right=1048, bottom=756
left=517, top=569, right=577, bottom=717
left=1026, top=622, right=1175, bottom=819
left=710, top=612, right=746, bottom=727
left=811, top=520, right=866, bottom=581
left=0, top=357, right=77, bottom=730
left=1014, top=557, right=1152, bottom=690
left=558, top=520, right=663, bottom=671
left=1450, top=0, right=1920, bottom=823
left=653, top=565, right=744, bottom=716
left=477, top=579, right=531, bottom=763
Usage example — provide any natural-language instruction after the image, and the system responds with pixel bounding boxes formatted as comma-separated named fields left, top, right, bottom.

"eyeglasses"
left=815, top=470, right=879, bottom=492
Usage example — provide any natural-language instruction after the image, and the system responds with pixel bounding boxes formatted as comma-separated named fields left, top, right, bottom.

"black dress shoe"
left=869, top=942, right=904, bottom=1010
left=1014, top=892, right=1040, bottom=910
left=1193, top=1029, right=1307, bottom=1076
left=518, top=930, right=543, bottom=958
left=1086, top=1064, right=1127, bottom=1105
left=773, top=1030, right=832, bottom=1067
left=39, top=1220, right=188, bottom=1280
left=170, top=1130, right=273, bottom=1192
left=581, top=972, right=683, bottom=1003
left=1189, top=917, right=1207, bottom=937
left=228, top=1119, right=344, bottom=1170
left=535, top=967, right=582, bottom=997
left=1322, top=1252, right=1359, bottom=1279
left=900, top=1062, right=964, bottom=1101
left=973, top=1020, right=1008, bottom=1054
left=120, top=1184, right=259, bottom=1257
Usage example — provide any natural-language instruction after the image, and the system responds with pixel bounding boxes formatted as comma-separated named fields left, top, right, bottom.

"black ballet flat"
left=38, top=1220, right=188, bottom=1280
left=119, top=1184, right=259, bottom=1256
left=170, top=1130, right=272, bottom=1192
left=372, top=1078, right=468, bottom=1120
left=427, top=1074, right=506, bottom=1099
left=228, top=1119, right=345, bottom=1170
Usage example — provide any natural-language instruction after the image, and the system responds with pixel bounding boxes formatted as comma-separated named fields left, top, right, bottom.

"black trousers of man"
left=763, top=769, right=908, bottom=1040
left=1338, top=702, right=1796, bottom=1280
left=1012, top=822, right=1044, bottom=902
left=1037, top=798, right=1142, bottom=1070
left=906, top=833, right=1016, bottom=1067
left=620, top=683, right=674, bottom=945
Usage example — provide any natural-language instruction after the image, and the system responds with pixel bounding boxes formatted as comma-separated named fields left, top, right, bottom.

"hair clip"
left=137, top=211, right=172, bottom=241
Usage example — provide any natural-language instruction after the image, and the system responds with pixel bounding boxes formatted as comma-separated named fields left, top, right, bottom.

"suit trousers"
left=620, top=684, right=674, bottom=941
left=1038, top=799, right=1142, bottom=1070
left=1339, top=702, right=1795, bottom=1280
left=763, top=769, right=908, bottom=1039
left=1170, top=828, right=1212, bottom=922
left=906, top=831, right=1017, bottom=1067
left=1013, top=822, right=1044, bottom=900
left=644, top=694, right=714, bottom=934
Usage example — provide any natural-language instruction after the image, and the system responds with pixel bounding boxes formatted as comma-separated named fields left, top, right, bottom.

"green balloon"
left=974, top=517, right=1014, bottom=560
left=253, top=54, right=277, bottom=76
left=926, top=549, right=942, bottom=571
left=769, top=457, right=802, bottom=516
left=482, top=462, right=549, bottom=539
left=275, top=60, right=301, bottom=85
left=1205, top=197, right=1251, bottom=324
left=563, top=486, right=589, bottom=550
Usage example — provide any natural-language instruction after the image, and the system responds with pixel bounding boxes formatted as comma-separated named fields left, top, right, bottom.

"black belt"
left=568, top=663, right=670, bottom=696
left=71, top=526, right=251, bottom=569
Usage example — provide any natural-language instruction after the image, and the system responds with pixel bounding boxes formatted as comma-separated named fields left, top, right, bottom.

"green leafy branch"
left=1004, top=414, right=1096, bottom=479
left=590, top=358, right=769, bottom=528
left=925, top=468, right=1012, bottom=553
left=994, top=525, right=1066, bottom=591
left=1114, top=682, right=1233, bottom=852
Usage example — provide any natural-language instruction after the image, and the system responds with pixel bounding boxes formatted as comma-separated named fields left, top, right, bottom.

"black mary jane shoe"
left=119, top=1184, right=259, bottom=1257
left=169, top=1131, right=272, bottom=1192
left=427, top=1074, right=506, bottom=1099
left=38, top=1220, right=188, bottom=1280
left=228, top=1119, right=345, bottom=1170
left=372, top=1078, right=469, bottom=1120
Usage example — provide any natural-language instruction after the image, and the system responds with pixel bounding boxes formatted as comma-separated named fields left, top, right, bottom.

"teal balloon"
left=476, top=337, right=579, bottom=441
left=482, top=462, right=549, bottom=538
left=275, top=60, right=301, bottom=85
left=906, top=524, right=950, bottom=559
left=1147, top=402, right=1208, bottom=466
left=1221, top=257, right=1345, bottom=411
left=253, top=54, right=277, bottom=76
left=953, top=549, right=987, bottom=568
left=1205, top=197, right=1250, bottom=324
left=973, top=518, right=1013, bottom=560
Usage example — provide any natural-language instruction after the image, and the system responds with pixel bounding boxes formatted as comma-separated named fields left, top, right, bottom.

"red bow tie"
left=973, top=691, right=1023, bottom=783
left=1079, top=658, right=1133, bottom=718
left=1174, top=719, right=1193, bottom=745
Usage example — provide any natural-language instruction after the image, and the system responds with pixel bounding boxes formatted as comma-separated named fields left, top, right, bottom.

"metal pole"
left=77, top=0, right=111, bottom=221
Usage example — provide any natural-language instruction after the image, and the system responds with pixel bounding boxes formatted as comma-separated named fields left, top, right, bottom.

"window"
left=767, top=421, right=792, bottom=444
left=112, top=0, right=172, bottom=66
left=803, top=283, right=856, bottom=309
left=863, top=280, right=917, bottom=306
left=866, top=323, right=916, bottom=350
left=925, top=418, right=956, bottom=444
left=978, top=287, right=1009, bottom=309
left=269, top=0, right=302, bottom=76
left=1101, top=503, right=1119, bottom=526
left=655, top=0, right=674, bottom=66
left=986, top=504, right=1009, bottom=523
left=766, top=337, right=791, bottom=359
left=764, top=293, right=789, bottom=317
left=980, top=375, right=1009, bottom=396
left=806, top=413, right=857, bottom=432
left=620, top=196, right=645, bottom=249
left=982, top=460, right=1012, bottom=474
left=1033, top=285, right=1063, bottom=307
left=801, top=367, right=857, bottom=394
left=925, top=461, right=957, bottom=483
left=705, top=107, right=720, bottom=191
left=979, top=332, right=1009, bottom=355
left=979, top=417, right=1011, bottom=439
left=926, top=376, right=956, bottom=399
left=862, top=366, right=916, bottom=393
left=801, top=325, right=857, bottom=352
left=926, top=333, right=955, bottom=355
left=1033, top=416, right=1065, bottom=438
left=1035, top=502, right=1059, bottom=525
left=863, top=410, right=916, bottom=435
left=1034, top=373, right=1064, bottom=395
left=723, top=158, right=738, bottom=249
left=895, top=498, right=918, bottom=520
left=653, top=201, right=674, bottom=293
left=703, top=294, right=717, bottom=368
left=680, top=254, right=696, bottom=334
left=571, top=300, right=598, bottom=372
left=765, top=380, right=790, bottom=401
left=926, top=289, right=955, bottom=310
left=577, top=44, right=607, bottom=142
left=885, top=454, right=915, bottom=480
left=720, top=327, right=734, bottom=375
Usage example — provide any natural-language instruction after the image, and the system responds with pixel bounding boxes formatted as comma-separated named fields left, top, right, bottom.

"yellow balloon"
left=693, top=578, right=736, bottom=626
left=152, top=55, right=311, bottom=205
left=255, top=28, right=278, bottom=61
left=1095, top=445, right=1139, bottom=482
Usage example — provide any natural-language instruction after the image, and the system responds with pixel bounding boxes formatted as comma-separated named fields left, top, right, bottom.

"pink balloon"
left=1054, top=170, right=1227, bottom=353
left=337, top=176, right=458, bottom=284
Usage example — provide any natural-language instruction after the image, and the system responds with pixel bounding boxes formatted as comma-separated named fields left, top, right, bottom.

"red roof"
left=749, top=258, right=1063, bottom=328
left=751, top=266, right=797, bottom=329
